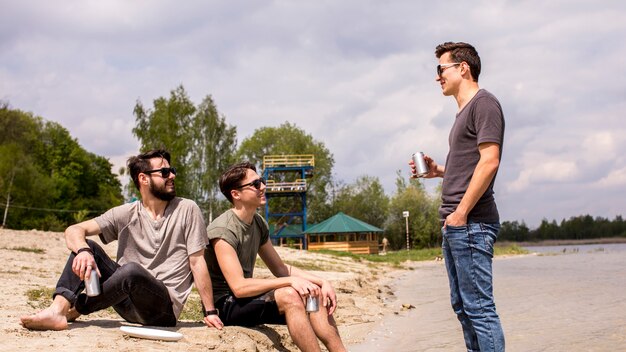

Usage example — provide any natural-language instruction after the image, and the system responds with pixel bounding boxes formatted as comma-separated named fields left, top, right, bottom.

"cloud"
left=2, top=1, right=626, bottom=228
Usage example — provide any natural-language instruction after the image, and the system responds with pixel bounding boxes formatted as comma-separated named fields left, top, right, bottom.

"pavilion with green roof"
left=303, top=212, right=383, bottom=254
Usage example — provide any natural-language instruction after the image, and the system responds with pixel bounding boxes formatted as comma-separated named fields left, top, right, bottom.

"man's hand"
left=409, top=154, right=442, bottom=179
left=444, top=210, right=467, bottom=228
left=290, top=276, right=321, bottom=297
left=71, top=250, right=100, bottom=281
left=203, top=314, right=223, bottom=330
left=320, top=280, right=338, bottom=315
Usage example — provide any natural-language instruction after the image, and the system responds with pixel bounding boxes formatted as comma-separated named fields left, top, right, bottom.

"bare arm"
left=64, top=219, right=102, bottom=281
left=445, top=142, right=501, bottom=227
left=212, top=239, right=320, bottom=299
left=188, top=250, right=223, bottom=329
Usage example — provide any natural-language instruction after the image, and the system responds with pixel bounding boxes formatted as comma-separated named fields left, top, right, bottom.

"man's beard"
left=149, top=180, right=176, bottom=201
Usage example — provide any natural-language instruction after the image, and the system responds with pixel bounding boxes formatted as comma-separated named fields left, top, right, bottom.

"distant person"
left=205, top=162, right=347, bottom=352
left=411, top=42, right=505, bottom=351
left=381, top=236, right=389, bottom=254
left=20, top=149, right=223, bottom=331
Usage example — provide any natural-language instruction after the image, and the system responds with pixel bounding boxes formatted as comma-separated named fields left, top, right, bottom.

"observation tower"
left=262, top=154, right=314, bottom=249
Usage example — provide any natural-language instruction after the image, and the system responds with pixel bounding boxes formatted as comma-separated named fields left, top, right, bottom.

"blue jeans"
left=442, top=222, right=505, bottom=352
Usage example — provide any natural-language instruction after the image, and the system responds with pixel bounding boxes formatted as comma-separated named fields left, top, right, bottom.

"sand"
left=0, top=228, right=403, bottom=351
left=4, top=229, right=624, bottom=351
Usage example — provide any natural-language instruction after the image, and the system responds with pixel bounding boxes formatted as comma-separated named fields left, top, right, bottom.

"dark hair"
left=435, top=42, right=481, bottom=82
left=127, top=149, right=171, bottom=190
left=219, top=162, right=257, bottom=203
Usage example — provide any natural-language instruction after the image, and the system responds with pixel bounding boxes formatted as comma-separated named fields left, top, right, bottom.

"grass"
left=312, top=244, right=529, bottom=267
left=25, top=287, right=54, bottom=309
left=3, top=246, right=46, bottom=254
left=179, top=288, right=204, bottom=322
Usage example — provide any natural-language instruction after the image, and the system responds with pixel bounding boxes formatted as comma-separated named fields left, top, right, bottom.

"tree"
left=132, top=86, right=237, bottom=219
left=236, top=122, right=334, bottom=223
left=333, top=175, right=389, bottom=229
left=133, top=85, right=195, bottom=198
left=188, top=95, right=237, bottom=222
left=0, top=105, right=123, bottom=230
left=385, top=171, right=441, bottom=249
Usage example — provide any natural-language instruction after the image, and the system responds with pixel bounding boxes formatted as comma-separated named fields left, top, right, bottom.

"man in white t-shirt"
left=20, top=149, right=223, bottom=330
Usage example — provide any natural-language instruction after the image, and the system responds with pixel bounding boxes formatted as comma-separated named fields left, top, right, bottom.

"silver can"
left=412, top=151, right=429, bottom=177
left=85, top=269, right=101, bottom=297
left=305, top=295, right=319, bottom=313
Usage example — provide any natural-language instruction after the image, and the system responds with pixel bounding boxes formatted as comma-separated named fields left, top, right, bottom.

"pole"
left=402, top=211, right=410, bottom=251
left=2, top=170, right=15, bottom=228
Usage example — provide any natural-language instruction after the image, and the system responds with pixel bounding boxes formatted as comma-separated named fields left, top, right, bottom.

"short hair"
left=127, top=149, right=171, bottom=190
left=219, top=162, right=257, bottom=203
left=435, top=42, right=481, bottom=82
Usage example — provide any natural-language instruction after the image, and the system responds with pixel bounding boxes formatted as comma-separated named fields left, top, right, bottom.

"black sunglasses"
left=236, top=177, right=266, bottom=190
left=144, top=167, right=177, bottom=178
left=436, top=62, right=461, bottom=77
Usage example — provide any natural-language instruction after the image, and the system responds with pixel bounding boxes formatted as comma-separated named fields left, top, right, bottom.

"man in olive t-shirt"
left=205, top=162, right=347, bottom=352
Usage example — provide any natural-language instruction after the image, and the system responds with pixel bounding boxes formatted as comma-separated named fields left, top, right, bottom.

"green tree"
left=333, top=175, right=389, bottom=229
left=188, top=95, right=237, bottom=221
left=237, top=122, right=334, bottom=223
left=0, top=104, right=123, bottom=230
left=133, top=85, right=195, bottom=198
left=132, top=86, right=237, bottom=218
left=385, top=171, right=441, bottom=249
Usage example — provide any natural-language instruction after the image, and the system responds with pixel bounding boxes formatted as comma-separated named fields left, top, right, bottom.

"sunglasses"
left=236, top=177, right=266, bottom=190
left=437, top=62, right=461, bottom=77
left=144, top=167, right=177, bottom=178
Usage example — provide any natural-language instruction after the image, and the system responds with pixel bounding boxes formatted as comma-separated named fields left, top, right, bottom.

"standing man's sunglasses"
left=236, top=177, right=266, bottom=190
left=143, top=167, right=177, bottom=178
left=436, top=63, right=461, bottom=77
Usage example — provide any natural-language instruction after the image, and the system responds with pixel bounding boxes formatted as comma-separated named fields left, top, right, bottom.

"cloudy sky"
left=2, top=1, right=625, bottom=227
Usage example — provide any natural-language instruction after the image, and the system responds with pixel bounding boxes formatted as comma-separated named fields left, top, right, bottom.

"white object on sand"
left=119, top=326, right=183, bottom=341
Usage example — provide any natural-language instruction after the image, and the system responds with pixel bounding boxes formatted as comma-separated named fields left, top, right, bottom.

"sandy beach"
left=1, top=228, right=402, bottom=351
left=3, top=229, right=625, bottom=351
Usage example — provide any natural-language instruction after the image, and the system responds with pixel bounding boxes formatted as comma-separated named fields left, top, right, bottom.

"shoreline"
left=499, top=236, right=626, bottom=247
left=349, top=243, right=626, bottom=351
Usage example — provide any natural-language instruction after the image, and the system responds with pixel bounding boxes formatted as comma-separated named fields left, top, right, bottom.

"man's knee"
left=274, top=287, right=304, bottom=311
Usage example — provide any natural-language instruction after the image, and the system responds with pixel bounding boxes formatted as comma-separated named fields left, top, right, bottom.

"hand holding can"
left=85, top=268, right=101, bottom=297
left=412, top=152, right=429, bottom=177
left=305, top=295, right=319, bottom=313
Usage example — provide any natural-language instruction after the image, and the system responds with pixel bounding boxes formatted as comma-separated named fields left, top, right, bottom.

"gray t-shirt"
left=94, top=197, right=208, bottom=319
left=205, top=209, right=270, bottom=302
left=440, top=89, right=505, bottom=223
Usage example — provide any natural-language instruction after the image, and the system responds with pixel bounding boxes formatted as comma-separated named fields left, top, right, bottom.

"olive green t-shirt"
left=95, top=197, right=208, bottom=319
left=205, top=209, right=270, bottom=302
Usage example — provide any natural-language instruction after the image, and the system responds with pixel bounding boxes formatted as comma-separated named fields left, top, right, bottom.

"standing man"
left=411, top=42, right=505, bottom=351
left=205, top=162, right=347, bottom=352
left=20, top=149, right=223, bottom=330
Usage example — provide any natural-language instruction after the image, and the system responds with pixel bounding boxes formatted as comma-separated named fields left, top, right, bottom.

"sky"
left=1, top=1, right=625, bottom=228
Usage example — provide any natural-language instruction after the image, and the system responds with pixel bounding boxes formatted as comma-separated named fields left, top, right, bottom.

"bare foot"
left=20, top=307, right=69, bottom=331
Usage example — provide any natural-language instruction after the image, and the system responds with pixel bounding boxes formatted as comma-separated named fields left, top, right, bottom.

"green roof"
left=303, top=212, right=383, bottom=234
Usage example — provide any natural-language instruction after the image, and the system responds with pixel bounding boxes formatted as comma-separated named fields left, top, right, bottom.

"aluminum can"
left=85, top=269, right=101, bottom=297
left=305, top=295, right=319, bottom=313
left=412, top=152, right=429, bottom=177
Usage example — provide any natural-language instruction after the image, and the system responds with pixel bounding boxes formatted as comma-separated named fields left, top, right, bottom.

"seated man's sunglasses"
left=236, top=177, right=266, bottom=190
left=143, top=167, right=177, bottom=178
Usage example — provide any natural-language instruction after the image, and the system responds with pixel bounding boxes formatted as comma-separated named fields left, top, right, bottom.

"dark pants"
left=54, top=239, right=176, bottom=327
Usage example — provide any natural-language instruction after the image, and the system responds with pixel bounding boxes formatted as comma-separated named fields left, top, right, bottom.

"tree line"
left=499, top=215, right=626, bottom=242
left=0, top=103, right=123, bottom=230
left=3, top=87, right=624, bottom=249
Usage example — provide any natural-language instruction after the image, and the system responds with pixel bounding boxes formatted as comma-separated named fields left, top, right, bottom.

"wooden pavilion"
left=304, top=212, right=383, bottom=254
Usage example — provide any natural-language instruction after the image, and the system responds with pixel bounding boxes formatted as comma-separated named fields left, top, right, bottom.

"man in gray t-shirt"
left=411, top=42, right=505, bottom=352
left=205, top=162, right=347, bottom=352
left=21, top=149, right=223, bottom=331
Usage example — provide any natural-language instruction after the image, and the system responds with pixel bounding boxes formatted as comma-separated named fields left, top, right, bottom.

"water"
left=349, top=243, right=626, bottom=351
